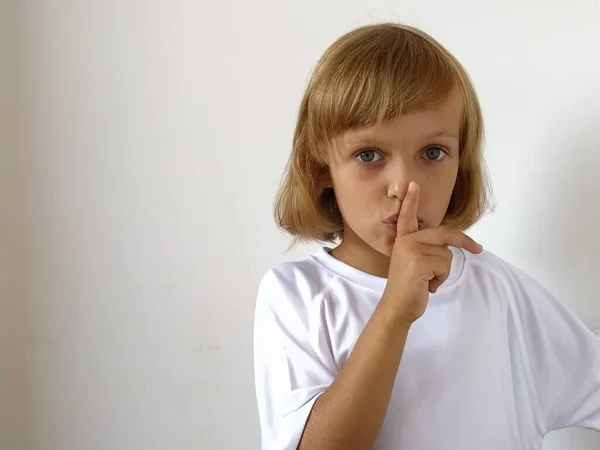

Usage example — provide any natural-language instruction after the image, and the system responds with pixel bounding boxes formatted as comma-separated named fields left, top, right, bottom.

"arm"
left=506, top=263, right=600, bottom=433
left=298, top=298, right=410, bottom=450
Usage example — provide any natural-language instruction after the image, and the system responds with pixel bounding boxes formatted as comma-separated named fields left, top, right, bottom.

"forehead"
left=338, top=91, right=462, bottom=145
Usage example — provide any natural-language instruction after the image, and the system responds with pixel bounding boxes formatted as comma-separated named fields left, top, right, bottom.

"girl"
left=253, top=23, right=600, bottom=450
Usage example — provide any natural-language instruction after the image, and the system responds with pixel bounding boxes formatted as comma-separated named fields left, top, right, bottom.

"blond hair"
left=275, top=23, right=494, bottom=243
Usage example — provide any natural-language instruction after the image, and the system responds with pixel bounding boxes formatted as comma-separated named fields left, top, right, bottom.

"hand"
left=381, top=181, right=483, bottom=325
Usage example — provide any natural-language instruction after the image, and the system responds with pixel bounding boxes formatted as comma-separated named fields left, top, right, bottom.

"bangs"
left=305, top=24, right=461, bottom=160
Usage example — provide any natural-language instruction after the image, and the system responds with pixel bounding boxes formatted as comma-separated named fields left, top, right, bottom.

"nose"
left=387, top=181, right=405, bottom=199
left=386, top=162, right=413, bottom=200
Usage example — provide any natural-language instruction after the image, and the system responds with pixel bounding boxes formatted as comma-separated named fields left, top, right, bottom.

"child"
left=253, top=23, right=600, bottom=450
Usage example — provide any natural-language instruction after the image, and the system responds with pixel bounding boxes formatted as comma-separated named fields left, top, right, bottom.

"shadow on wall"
left=517, top=101, right=600, bottom=331
left=518, top=102, right=600, bottom=447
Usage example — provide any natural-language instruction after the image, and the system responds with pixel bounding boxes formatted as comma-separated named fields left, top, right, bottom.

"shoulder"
left=462, top=247, right=558, bottom=310
left=255, top=249, right=339, bottom=321
left=463, top=247, right=514, bottom=278
left=463, top=247, right=538, bottom=287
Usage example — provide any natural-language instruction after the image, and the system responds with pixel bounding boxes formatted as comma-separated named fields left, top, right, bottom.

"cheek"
left=332, top=172, right=380, bottom=216
left=334, top=174, right=378, bottom=203
left=433, top=170, right=458, bottom=195
left=418, top=166, right=458, bottom=212
left=429, top=168, right=459, bottom=211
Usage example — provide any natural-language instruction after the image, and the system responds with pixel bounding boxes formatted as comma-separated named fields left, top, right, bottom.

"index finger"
left=396, top=181, right=420, bottom=236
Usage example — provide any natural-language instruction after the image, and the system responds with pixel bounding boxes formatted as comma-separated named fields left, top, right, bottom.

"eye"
left=423, top=146, right=447, bottom=162
left=356, top=149, right=383, bottom=164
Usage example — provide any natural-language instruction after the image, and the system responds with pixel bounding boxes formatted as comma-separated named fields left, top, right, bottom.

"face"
left=326, top=92, right=462, bottom=264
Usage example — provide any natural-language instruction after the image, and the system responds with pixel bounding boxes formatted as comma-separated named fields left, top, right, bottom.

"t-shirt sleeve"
left=508, top=264, right=600, bottom=433
left=253, top=269, right=337, bottom=450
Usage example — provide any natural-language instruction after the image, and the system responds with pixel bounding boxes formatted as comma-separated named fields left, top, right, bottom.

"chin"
left=380, top=243, right=394, bottom=258
left=356, top=229, right=396, bottom=259
left=370, top=238, right=394, bottom=258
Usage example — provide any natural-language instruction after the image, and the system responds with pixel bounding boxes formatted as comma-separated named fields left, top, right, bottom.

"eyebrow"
left=344, top=129, right=459, bottom=145
left=425, top=129, right=459, bottom=141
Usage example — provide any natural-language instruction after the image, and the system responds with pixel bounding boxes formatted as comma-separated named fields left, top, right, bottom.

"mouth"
left=383, top=214, right=399, bottom=225
left=383, top=214, right=423, bottom=231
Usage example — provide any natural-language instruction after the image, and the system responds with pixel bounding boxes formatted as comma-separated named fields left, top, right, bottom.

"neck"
left=330, top=236, right=391, bottom=278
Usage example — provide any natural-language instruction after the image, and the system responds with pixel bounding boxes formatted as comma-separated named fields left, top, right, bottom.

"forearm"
left=298, top=297, right=411, bottom=450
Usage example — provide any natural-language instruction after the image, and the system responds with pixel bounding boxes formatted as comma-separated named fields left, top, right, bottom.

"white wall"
left=4, top=0, right=600, bottom=449
left=1, top=1, right=28, bottom=449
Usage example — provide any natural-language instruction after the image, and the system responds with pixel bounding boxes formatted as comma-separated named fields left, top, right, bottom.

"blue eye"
left=357, top=150, right=382, bottom=163
left=424, top=146, right=446, bottom=162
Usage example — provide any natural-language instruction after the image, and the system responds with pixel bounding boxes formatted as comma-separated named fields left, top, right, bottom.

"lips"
left=383, top=215, right=423, bottom=230
left=383, top=214, right=399, bottom=225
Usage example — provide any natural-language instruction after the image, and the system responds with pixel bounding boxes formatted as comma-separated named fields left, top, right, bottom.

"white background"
left=2, top=0, right=600, bottom=449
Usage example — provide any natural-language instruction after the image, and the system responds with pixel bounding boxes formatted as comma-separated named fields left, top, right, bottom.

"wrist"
left=376, top=294, right=413, bottom=332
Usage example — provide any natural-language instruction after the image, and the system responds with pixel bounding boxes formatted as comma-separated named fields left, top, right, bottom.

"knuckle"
left=435, top=226, right=451, bottom=240
left=395, top=234, right=410, bottom=248
left=444, top=247, right=454, bottom=260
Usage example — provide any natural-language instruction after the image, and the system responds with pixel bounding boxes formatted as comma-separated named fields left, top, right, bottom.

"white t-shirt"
left=253, top=246, right=600, bottom=450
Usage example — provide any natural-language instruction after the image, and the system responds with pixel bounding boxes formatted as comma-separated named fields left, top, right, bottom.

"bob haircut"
left=275, top=23, right=494, bottom=243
